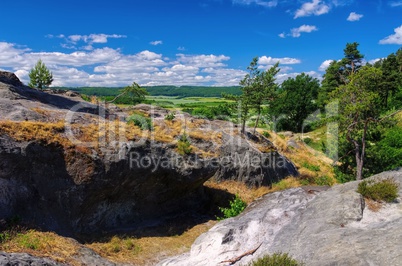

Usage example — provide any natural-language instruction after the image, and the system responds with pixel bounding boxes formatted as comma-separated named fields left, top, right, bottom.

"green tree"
left=28, top=59, right=53, bottom=90
left=108, top=82, right=148, bottom=104
left=318, top=42, right=364, bottom=109
left=377, top=53, right=401, bottom=108
left=330, top=66, right=382, bottom=180
left=318, top=60, right=343, bottom=109
left=272, top=73, right=319, bottom=132
left=225, top=57, right=280, bottom=134
left=340, top=42, right=364, bottom=78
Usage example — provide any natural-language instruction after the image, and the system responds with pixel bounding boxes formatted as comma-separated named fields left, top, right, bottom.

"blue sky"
left=0, top=0, right=401, bottom=87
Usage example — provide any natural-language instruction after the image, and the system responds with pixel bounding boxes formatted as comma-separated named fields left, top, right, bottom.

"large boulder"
left=159, top=169, right=402, bottom=266
left=0, top=71, right=298, bottom=236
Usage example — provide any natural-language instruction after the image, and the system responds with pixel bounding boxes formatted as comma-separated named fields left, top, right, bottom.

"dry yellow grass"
left=257, top=129, right=336, bottom=186
left=0, top=230, right=82, bottom=266
left=205, top=176, right=303, bottom=204
left=86, top=221, right=217, bottom=265
left=0, top=121, right=69, bottom=146
left=365, top=198, right=383, bottom=212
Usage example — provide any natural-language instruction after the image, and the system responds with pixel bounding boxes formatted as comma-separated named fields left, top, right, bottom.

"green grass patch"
left=127, top=114, right=153, bottom=131
left=301, top=162, right=320, bottom=172
left=177, top=133, right=192, bottom=155
left=248, top=253, right=303, bottom=266
left=357, top=177, right=399, bottom=203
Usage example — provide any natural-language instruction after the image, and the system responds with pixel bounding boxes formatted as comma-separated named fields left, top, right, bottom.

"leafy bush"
left=262, top=131, right=271, bottom=138
left=217, top=194, right=247, bottom=220
left=248, top=253, right=302, bottom=266
left=314, top=175, right=334, bottom=186
left=357, top=177, right=399, bottom=203
left=303, top=137, right=313, bottom=145
left=0, top=231, right=11, bottom=243
left=177, top=133, right=192, bottom=155
left=127, top=114, right=153, bottom=130
left=165, top=112, right=176, bottom=121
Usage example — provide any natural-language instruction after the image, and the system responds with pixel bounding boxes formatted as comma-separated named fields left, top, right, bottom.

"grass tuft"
left=357, top=177, right=399, bottom=203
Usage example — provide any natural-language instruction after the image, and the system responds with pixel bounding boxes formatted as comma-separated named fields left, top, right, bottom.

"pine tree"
left=28, top=59, right=53, bottom=90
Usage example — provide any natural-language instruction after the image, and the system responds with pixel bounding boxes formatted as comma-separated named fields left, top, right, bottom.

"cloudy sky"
left=0, top=0, right=401, bottom=87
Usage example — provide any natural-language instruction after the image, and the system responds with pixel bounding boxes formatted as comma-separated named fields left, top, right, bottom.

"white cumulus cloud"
left=389, top=1, right=402, bottom=7
left=379, top=25, right=402, bottom=45
left=259, top=56, right=301, bottom=65
left=232, top=0, right=278, bottom=8
left=0, top=41, right=251, bottom=87
left=290, top=25, right=318, bottom=37
left=319, top=59, right=334, bottom=71
left=347, top=12, right=363, bottom=21
left=294, top=0, right=330, bottom=18
left=50, top=33, right=126, bottom=50
left=150, top=40, right=163, bottom=46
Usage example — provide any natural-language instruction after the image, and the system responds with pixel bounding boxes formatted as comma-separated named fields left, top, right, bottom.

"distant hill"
left=53, top=86, right=242, bottom=98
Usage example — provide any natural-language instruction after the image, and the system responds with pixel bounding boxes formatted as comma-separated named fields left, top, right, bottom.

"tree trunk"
left=107, top=92, right=125, bottom=103
left=241, top=119, right=246, bottom=135
left=355, top=148, right=363, bottom=180
left=253, top=111, right=261, bottom=135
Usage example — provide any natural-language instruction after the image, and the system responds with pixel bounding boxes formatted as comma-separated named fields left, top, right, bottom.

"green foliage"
left=146, top=86, right=242, bottom=97
left=357, top=178, right=399, bottom=203
left=81, top=94, right=91, bottom=102
left=164, top=112, right=176, bottom=121
left=217, top=194, right=247, bottom=220
left=365, top=125, right=402, bottom=175
left=127, top=114, right=153, bottom=130
left=0, top=231, right=11, bottom=243
left=303, top=137, right=313, bottom=145
left=248, top=253, right=302, bottom=266
left=314, top=175, right=334, bottom=186
left=187, top=104, right=232, bottom=120
left=15, top=233, right=40, bottom=250
left=224, top=57, right=280, bottom=134
left=330, top=66, right=383, bottom=180
left=341, top=42, right=364, bottom=76
left=262, top=131, right=271, bottom=138
left=177, top=133, right=192, bottom=155
left=108, top=82, right=148, bottom=104
left=301, top=162, right=320, bottom=172
left=56, top=86, right=242, bottom=98
left=28, top=59, right=53, bottom=90
left=271, top=73, right=319, bottom=132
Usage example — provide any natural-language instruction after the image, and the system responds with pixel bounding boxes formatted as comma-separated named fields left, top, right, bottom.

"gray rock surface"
left=0, top=252, right=65, bottom=266
left=159, top=169, right=402, bottom=266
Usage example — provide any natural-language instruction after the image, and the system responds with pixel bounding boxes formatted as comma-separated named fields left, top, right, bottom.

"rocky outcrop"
left=0, top=71, right=298, bottom=236
left=0, top=252, right=64, bottom=266
left=159, top=169, right=402, bottom=266
left=0, top=246, right=120, bottom=266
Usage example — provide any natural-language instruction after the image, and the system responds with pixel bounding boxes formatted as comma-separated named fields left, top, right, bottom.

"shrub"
left=248, top=253, right=302, bottom=266
left=303, top=137, right=313, bottom=145
left=127, top=114, right=153, bottom=131
left=164, top=112, right=175, bottom=121
left=217, top=194, right=247, bottom=220
left=314, top=175, right=334, bottom=186
left=357, top=177, right=399, bottom=203
left=177, top=133, right=192, bottom=155
left=262, top=131, right=271, bottom=138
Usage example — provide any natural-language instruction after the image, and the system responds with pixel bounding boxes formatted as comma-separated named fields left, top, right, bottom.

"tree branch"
left=219, top=243, right=262, bottom=265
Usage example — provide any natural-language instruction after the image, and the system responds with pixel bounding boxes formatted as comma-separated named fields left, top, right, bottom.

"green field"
left=146, top=96, right=232, bottom=109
